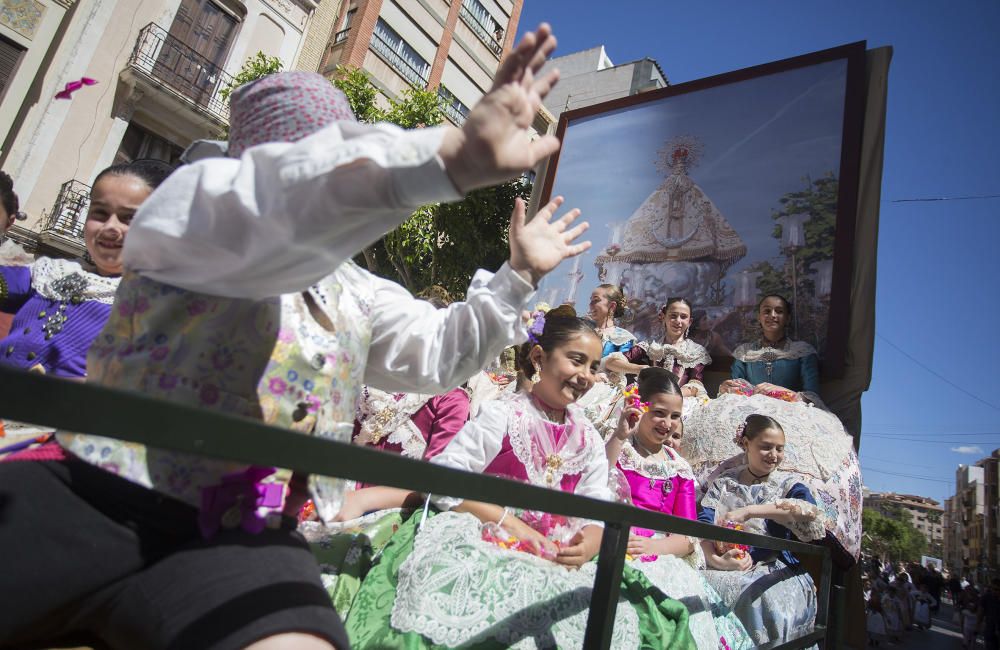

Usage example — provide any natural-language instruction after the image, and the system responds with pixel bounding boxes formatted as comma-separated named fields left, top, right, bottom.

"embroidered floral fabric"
left=390, top=512, right=642, bottom=649
left=354, top=386, right=433, bottom=459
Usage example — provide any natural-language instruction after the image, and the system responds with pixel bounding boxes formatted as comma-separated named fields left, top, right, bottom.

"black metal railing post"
left=582, top=521, right=630, bottom=648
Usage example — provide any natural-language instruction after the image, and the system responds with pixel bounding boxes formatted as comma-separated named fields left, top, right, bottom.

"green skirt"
left=346, top=511, right=697, bottom=649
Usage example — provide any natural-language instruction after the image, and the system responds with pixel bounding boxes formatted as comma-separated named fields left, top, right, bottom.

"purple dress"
left=0, top=259, right=119, bottom=378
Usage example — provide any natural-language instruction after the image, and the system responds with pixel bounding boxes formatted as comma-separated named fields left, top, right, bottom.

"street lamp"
left=776, top=212, right=810, bottom=336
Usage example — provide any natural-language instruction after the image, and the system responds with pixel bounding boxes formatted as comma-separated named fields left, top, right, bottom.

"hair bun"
left=546, top=304, right=577, bottom=319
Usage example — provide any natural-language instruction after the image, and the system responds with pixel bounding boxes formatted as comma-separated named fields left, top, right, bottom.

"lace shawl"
left=31, top=257, right=120, bottom=305
left=638, top=337, right=712, bottom=370
left=733, top=339, right=816, bottom=363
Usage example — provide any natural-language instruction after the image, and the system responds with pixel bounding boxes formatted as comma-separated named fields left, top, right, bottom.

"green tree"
left=219, top=52, right=284, bottom=102
left=863, top=509, right=927, bottom=563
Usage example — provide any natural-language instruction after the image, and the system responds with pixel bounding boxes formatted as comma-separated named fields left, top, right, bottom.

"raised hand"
left=508, top=196, right=590, bottom=287
left=438, top=24, right=562, bottom=193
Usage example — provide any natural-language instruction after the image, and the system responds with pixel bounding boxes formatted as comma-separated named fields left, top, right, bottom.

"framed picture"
left=535, top=42, right=866, bottom=377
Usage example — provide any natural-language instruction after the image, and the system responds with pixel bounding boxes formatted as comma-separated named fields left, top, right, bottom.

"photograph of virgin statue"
left=535, top=44, right=864, bottom=373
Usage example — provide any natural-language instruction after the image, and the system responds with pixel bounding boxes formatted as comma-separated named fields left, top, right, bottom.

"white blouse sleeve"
left=363, top=262, right=534, bottom=393
left=428, top=400, right=509, bottom=510
left=122, top=122, right=461, bottom=299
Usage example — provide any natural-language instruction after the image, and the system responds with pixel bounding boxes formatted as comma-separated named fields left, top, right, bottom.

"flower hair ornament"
left=732, top=421, right=747, bottom=446
left=622, top=383, right=650, bottom=413
left=525, top=302, right=551, bottom=344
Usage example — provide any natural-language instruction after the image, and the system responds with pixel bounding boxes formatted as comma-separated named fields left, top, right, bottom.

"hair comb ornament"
left=732, top=422, right=747, bottom=446
left=525, top=302, right=551, bottom=344
left=55, top=77, right=98, bottom=100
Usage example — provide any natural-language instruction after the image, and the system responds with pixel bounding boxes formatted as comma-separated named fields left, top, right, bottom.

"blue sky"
left=517, top=1, right=1000, bottom=505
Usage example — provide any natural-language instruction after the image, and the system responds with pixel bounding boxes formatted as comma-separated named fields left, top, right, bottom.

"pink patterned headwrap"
left=227, top=71, right=356, bottom=158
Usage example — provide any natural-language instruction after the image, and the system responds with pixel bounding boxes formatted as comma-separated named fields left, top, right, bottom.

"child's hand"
left=505, top=515, right=559, bottom=558
left=707, top=548, right=753, bottom=571
left=438, top=24, right=561, bottom=193
left=555, top=528, right=601, bottom=568
left=724, top=506, right=755, bottom=524
left=332, top=492, right=367, bottom=523
left=626, top=534, right=658, bottom=557
left=613, top=405, right=643, bottom=441
left=508, top=196, right=589, bottom=286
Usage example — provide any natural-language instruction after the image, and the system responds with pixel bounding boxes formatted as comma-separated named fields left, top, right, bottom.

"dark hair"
left=0, top=171, right=19, bottom=219
left=93, top=158, right=175, bottom=191
left=757, top=294, right=792, bottom=315
left=636, top=366, right=682, bottom=402
left=690, top=309, right=707, bottom=331
left=660, top=297, right=692, bottom=315
left=597, top=283, right=626, bottom=318
left=516, top=305, right=599, bottom=380
left=741, top=414, right=784, bottom=441
left=417, top=285, right=452, bottom=309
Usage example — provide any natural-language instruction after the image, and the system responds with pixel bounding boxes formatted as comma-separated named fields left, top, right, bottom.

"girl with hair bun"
left=607, top=367, right=753, bottom=649
left=347, top=307, right=697, bottom=649
left=698, top=414, right=829, bottom=646
left=577, top=283, right=639, bottom=426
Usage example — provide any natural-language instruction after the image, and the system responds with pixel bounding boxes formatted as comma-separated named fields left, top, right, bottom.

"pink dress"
left=615, top=442, right=698, bottom=540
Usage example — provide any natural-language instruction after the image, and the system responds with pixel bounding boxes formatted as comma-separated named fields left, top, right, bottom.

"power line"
left=862, top=457, right=934, bottom=470
left=861, top=466, right=953, bottom=484
left=876, top=333, right=1000, bottom=412
left=863, top=434, right=997, bottom=445
left=863, top=431, right=1000, bottom=437
left=890, top=194, right=1000, bottom=203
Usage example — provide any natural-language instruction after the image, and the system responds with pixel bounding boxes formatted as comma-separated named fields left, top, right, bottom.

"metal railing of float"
left=0, top=366, right=845, bottom=649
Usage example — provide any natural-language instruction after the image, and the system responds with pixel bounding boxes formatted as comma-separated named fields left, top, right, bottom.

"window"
left=334, top=9, right=355, bottom=44
left=371, top=18, right=430, bottom=86
left=113, top=122, right=184, bottom=166
left=344, top=8, right=356, bottom=28
left=0, top=35, right=26, bottom=103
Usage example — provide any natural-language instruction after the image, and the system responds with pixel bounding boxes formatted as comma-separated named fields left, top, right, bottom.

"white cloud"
left=951, top=445, right=984, bottom=455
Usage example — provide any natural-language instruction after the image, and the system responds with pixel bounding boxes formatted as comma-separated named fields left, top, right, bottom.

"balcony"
left=369, top=30, right=429, bottom=87
left=37, top=180, right=90, bottom=258
left=459, top=1, right=502, bottom=58
left=437, top=87, right=469, bottom=126
left=333, top=27, right=350, bottom=44
left=125, top=23, right=235, bottom=125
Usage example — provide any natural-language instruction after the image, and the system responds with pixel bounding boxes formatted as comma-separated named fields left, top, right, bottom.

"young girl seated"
left=0, top=25, right=581, bottom=650
left=0, top=159, right=172, bottom=453
left=607, top=367, right=751, bottom=650
left=698, top=414, right=829, bottom=646
left=346, top=308, right=696, bottom=649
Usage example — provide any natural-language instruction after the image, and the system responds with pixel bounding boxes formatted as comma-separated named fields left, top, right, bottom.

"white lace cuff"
left=774, top=498, right=828, bottom=541
left=430, top=494, right=464, bottom=511
left=681, top=535, right=706, bottom=569
left=601, top=351, right=628, bottom=372
left=685, top=379, right=708, bottom=398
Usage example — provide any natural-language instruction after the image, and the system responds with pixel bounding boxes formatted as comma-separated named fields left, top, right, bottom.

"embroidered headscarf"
left=181, top=71, right=356, bottom=162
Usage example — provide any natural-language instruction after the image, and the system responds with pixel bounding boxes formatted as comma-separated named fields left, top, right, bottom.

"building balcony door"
left=153, top=0, right=238, bottom=109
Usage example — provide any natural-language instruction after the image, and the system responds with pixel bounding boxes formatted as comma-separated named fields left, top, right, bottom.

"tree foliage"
left=863, top=508, right=927, bottom=563
left=220, top=52, right=285, bottom=102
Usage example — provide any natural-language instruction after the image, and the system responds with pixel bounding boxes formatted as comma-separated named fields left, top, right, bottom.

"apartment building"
left=864, top=491, right=944, bottom=557
left=318, top=0, right=540, bottom=128
left=0, top=0, right=328, bottom=257
left=536, top=44, right=668, bottom=117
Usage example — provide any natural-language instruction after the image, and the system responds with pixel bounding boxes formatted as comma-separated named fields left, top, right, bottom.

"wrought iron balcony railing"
left=334, top=27, right=350, bottom=44
left=41, top=179, right=91, bottom=244
left=437, top=87, right=469, bottom=126
left=369, top=29, right=429, bottom=87
left=127, top=23, right=235, bottom=123
left=459, top=1, right=502, bottom=58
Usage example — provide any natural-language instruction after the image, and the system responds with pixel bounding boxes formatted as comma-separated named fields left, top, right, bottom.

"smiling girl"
left=698, top=414, right=829, bottom=646
left=0, top=160, right=172, bottom=379
left=607, top=367, right=752, bottom=649
left=345, top=308, right=697, bottom=649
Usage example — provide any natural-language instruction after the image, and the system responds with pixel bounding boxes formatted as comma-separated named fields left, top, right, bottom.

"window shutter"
left=0, top=36, right=25, bottom=99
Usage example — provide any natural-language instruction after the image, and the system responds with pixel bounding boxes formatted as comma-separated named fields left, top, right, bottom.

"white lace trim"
left=386, top=420, right=428, bottom=460
left=391, top=511, right=641, bottom=649
left=601, top=326, right=636, bottom=347
left=298, top=507, right=405, bottom=542
left=31, top=257, right=119, bottom=305
left=680, top=393, right=853, bottom=481
left=618, top=441, right=696, bottom=481
left=700, top=468, right=805, bottom=518
left=773, top=498, right=828, bottom=542
left=638, top=337, right=712, bottom=370
left=354, top=386, right=432, bottom=449
left=733, top=339, right=816, bottom=363
left=506, top=395, right=599, bottom=489
left=0, top=239, right=33, bottom=265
